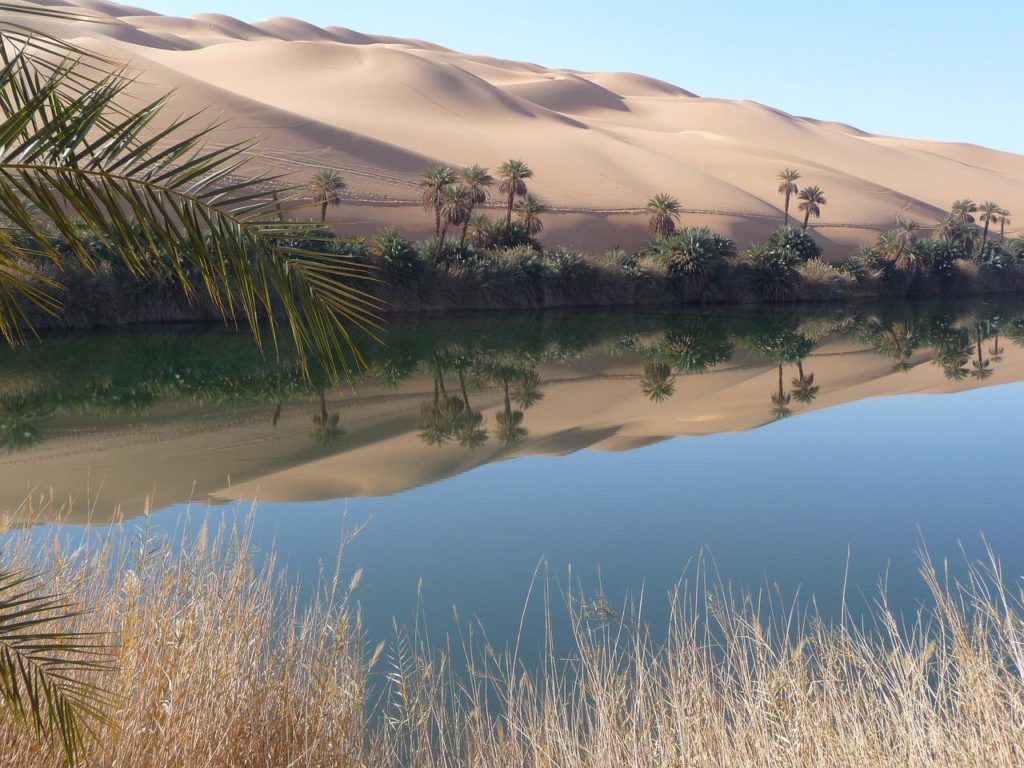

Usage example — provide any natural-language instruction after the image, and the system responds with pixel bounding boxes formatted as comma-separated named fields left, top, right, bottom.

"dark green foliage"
left=919, top=237, right=963, bottom=279
left=976, top=242, right=1012, bottom=271
left=743, top=241, right=801, bottom=301
left=421, top=236, right=480, bottom=269
left=373, top=227, right=424, bottom=285
left=492, top=220, right=541, bottom=249
left=646, top=227, right=735, bottom=300
left=766, top=225, right=822, bottom=263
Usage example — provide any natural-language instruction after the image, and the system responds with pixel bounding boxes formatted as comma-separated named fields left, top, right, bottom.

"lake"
left=2, top=298, right=1024, bottom=651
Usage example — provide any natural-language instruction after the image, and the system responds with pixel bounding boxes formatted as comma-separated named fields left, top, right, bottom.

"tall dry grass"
left=2, top=502, right=1023, bottom=767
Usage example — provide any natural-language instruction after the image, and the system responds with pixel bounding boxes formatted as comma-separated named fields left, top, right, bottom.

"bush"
left=797, top=258, right=856, bottom=300
left=373, top=227, right=424, bottom=285
left=976, top=242, right=1012, bottom=271
left=919, top=237, right=962, bottom=280
left=491, top=220, right=541, bottom=250
left=646, top=227, right=735, bottom=300
left=420, top=236, right=480, bottom=269
left=543, top=248, right=596, bottom=284
left=766, top=225, right=822, bottom=263
left=743, top=242, right=800, bottom=301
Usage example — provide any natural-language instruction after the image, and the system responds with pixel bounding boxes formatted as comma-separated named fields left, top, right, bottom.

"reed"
left=2, top=501, right=1022, bottom=767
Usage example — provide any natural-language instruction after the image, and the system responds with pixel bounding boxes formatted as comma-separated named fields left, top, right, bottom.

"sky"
left=138, top=0, right=1024, bottom=154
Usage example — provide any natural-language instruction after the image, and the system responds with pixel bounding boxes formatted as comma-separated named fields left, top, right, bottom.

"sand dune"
left=10, top=0, right=1023, bottom=254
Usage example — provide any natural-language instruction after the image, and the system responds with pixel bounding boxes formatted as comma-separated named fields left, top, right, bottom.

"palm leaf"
left=0, top=32, right=381, bottom=381
left=0, top=565, right=115, bottom=766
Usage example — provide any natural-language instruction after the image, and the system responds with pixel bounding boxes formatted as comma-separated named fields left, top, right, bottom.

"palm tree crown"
left=498, top=159, right=533, bottom=228
left=646, top=193, right=681, bottom=236
left=310, top=170, right=346, bottom=223
left=459, top=164, right=493, bottom=247
left=797, top=186, right=827, bottom=230
left=951, top=198, right=978, bottom=224
left=419, top=165, right=457, bottom=237
left=978, top=201, right=1002, bottom=251
left=514, top=193, right=546, bottom=236
left=777, top=168, right=801, bottom=225
left=439, top=184, right=474, bottom=243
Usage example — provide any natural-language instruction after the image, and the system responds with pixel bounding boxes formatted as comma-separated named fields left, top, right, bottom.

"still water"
left=2, top=299, right=1024, bottom=647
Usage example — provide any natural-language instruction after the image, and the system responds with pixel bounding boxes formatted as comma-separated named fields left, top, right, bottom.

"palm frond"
left=0, top=40, right=380, bottom=381
left=0, top=565, right=115, bottom=766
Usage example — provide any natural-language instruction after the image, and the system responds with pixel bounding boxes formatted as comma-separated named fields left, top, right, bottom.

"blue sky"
left=140, top=0, right=1023, bottom=154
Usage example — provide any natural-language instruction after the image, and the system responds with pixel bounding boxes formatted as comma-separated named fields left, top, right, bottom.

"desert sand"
left=14, top=0, right=1024, bottom=255
left=4, top=334, right=1023, bottom=524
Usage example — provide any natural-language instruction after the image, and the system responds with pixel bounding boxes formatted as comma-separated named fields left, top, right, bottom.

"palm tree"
left=790, top=360, right=819, bottom=404
left=997, top=209, right=1011, bottom=242
left=496, top=375, right=527, bottom=444
left=439, top=184, right=474, bottom=244
left=797, top=186, right=827, bottom=230
left=951, top=198, right=978, bottom=225
left=514, top=193, right=546, bottom=236
left=640, top=361, right=677, bottom=402
left=459, top=165, right=493, bottom=248
left=310, top=169, right=346, bottom=223
left=777, top=168, right=801, bottom=226
left=646, top=193, right=681, bottom=236
left=419, top=165, right=457, bottom=237
left=978, top=201, right=1002, bottom=252
left=466, top=212, right=494, bottom=249
left=498, top=159, right=533, bottom=229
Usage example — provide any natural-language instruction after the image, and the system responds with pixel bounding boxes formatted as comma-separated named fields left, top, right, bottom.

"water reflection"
left=3, top=298, right=1024, bottom=519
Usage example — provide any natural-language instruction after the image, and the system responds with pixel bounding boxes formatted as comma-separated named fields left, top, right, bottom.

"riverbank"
left=17, top=225, right=1024, bottom=332
left=2, top=511, right=1022, bottom=767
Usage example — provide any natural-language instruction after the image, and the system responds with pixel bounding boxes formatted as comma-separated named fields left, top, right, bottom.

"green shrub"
left=421, top=236, right=479, bottom=269
left=373, top=227, right=424, bottom=285
left=766, top=225, right=822, bottom=263
left=647, top=227, right=735, bottom=299
left=797, top=258, right=856, bottom=299
left=744, top=242, right=800, bottom=301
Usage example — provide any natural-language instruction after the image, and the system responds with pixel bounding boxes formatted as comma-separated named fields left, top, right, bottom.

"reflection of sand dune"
left=14, top=1, right=1024, bottom=253
left=4, top=337, right=1023, bottom=523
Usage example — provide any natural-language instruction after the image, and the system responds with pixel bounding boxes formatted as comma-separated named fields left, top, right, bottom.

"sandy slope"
left=4, top=337, right=1024, bottom=524
left=12, top=0, right=1024, bottom=254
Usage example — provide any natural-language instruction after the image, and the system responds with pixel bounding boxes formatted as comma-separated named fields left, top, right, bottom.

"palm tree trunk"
left=797, top=360, right=805, bottom=381
left=982, top=222, right=991, bottom=252
left=784, top=192, right=791, bottom=226
left=319, top=390, right=328, bottom=424
left=506, top=190, right=515, bottom=229
left=1000, top=220, right=1007, bottom=242
left=777, top=365, right=784, bottom=399
left=320, top=201, right=327, bottom=223
left=272, top=191, right=285, bottom=223
left=434, top=207, right=441, bottom=238
left=460, top=202, right=476, bottom=249
left=802, top=208, right=811, bottom=230
left=458, top=369, right=471, bottom=409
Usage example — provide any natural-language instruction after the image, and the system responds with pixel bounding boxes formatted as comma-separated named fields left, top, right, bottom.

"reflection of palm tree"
left=971, top=326, right=993, bottom=380
left=511, top=369, right=544, bottom=409
left=311, top=390, right=343, bottom=444
left=770, top=364, right=792, bottom=420
left=790, top=360, right=819, bottom=404
left=640, top=362, right=677, bottom=402
left=0, top=416, right=42, bottom=452
left=989, top=331, right=1004, bottom=363
left=496, top=377, right=527, bottom=445
left=456, top=409, right=489, bottom=449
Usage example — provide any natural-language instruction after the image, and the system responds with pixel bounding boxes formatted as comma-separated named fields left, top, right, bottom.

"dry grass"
left=2, top=502, right=1023, bottom=767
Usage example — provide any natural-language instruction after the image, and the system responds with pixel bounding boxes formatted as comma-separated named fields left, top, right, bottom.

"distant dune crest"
left=13, top=0, right=1024, bottom=251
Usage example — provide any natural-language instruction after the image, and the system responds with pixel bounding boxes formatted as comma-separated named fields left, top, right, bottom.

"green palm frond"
left=0, top=565, right=115, bottom=766
left=0, top=39, right=380, bottom=381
